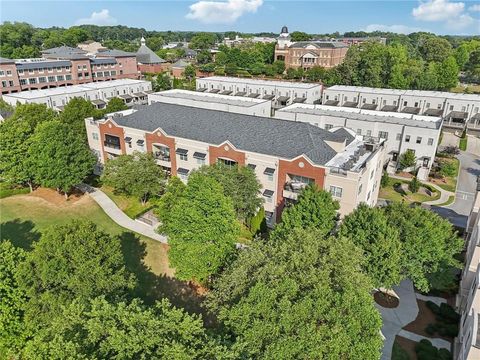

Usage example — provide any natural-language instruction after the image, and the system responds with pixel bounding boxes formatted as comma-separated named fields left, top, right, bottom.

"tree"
left=290, top=31, right=311, bottom=41
left=22, top=297, right=229, bottom=360
left=193, top=164, right=262, bottom=221
left=146, top=36, right=164, bottom=52
left=439, top=160, right=457, bottom=177
left=102, top=152, right=166, bottom=204
left=161, top=173, right=239, bottom=283
left=436, top=56, right=459, bottom=90
left=339, top=204, right=403, bottom=289
left=418, top=36, right=452, bottom=63
left=381, top=172, right=390, bottom=188
left=196, top=49, right=212, bottom=64
left=0, top=241, right=28, bottom=356
left=183, top=64, right=196, bottom=81
left=200, top=62, right=215, bottom=73
left=59, top=97, right=101, bottom=139
left=305, top=66, right=325, bottom=82
left=466, top=49, right=480, bottom=82
left=17, top=220, right=136, bottom=327
left=0, top=103, right=57, bottom=191
left=384, top=202, right=463, bottom=292
left=189, top=32, right=217, bottom=50
left=272, top=185, right=339, bottom=240
left=104, top=97, right=128, bottom=113
left=154, top=176, right=186, bottom=229
left=153, top=72, right=172, bottom=91
left=272, top=60, right=285, bottom=74
left=29, top=121, right=96, bottom=198
left=409, top=176, right=420, bottom=193
left=207, top=228, right=383, bottom=359
left=398, top=149, right=416, bottom=170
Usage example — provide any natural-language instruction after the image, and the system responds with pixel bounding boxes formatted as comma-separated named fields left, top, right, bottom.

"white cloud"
left=446, top=13, right=475, bottom=29
left=412, top=0, right=464, bottom=21
left=469, top=4, right=480, bottom=12
left=186, top=0, right=263, bottom=24
left=75, top=9, right=117, bottom=26
left=364, top=24, right=426, bottom=34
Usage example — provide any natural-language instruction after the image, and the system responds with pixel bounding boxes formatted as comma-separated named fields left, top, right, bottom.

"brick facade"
left=208, top=142, right=246, bottom=166
left=145, top=130, right=178, bottom=176
left=98, top=120, right=126, bottom=160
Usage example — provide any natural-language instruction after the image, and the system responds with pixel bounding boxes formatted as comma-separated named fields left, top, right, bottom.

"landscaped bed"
left=374, top=291, right=399, bottom=308
left=379, top=179, right=441, bottom=204
left=101, top=185, right=155, bottom=219
left=393, top=336, right=417, bottom=360
left=429, top=157, right=459, bottom=193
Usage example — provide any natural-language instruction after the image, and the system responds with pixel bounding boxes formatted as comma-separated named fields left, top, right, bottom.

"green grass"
left=431, top=157, right=459, bottom=193
left=379, top=179, right=441, bottom=204
left=101, top=186, right=154, bottom=219
left=459, top=136, right=468, bottom=151
left=0, top=183, right=29, bottom=199
left=436, top=195, right=456, bottom=207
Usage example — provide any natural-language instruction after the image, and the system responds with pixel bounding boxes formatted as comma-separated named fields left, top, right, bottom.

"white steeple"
left=141, top=36, right=146, bottom=46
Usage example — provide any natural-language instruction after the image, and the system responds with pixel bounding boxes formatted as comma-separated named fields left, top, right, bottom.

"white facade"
left=196, top=76, right=322, bottom=107
left=323, top=85, right=480, bottom=132
left=275, top=104, right=442, bottom=180
left=2, top=79, right=152, bottom=110
left=148, top=89, right=272, bottom=117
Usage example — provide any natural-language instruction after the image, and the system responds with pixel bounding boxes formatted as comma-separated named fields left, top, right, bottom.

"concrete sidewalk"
left=77, top=184, right=167, bottom=244
left=398, top=329, right=451, bottom=350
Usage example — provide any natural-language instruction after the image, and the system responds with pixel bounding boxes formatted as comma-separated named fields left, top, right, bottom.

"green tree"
left=409, top=176, right=420, bottom=193
left=146, top=36, right=164, bottom=52
left=17, top=220, right=136, bottom=327
left=183, top=64, right=196, bottom=81
left=207, top=228, right=383, bottom=359
left=290, top=31, right=311, bottom=41
left=23, top=297, right=229, bottom=360
left=381, top=172, right=390, bottom=188
left=153, top=72, right=172, bottom=91
left=418, top=36, right=452, bottom=63
left=466, top=49, right=480, bottom=81
left=305, top=66, right=325, bottom=82
left=273, top=185, right=339, bottom=240
left=154, top=176, right=186, bottom=229
left=439, top=160, right=457, bottom=177
left=0, top=103, right=57, bottom=191
left=189, top=32, right=217, bottom=50
left=398, top=149, right=417, bottom=170
left=385, top=202, right=463, bottom=292
left=272, top=60, right=285, bottom=74
left=197, top=49, right=212, bottom=64
left=455, top=44, right=470, bottom=69
left=194, top=164, right=262, bottom=221
left=59, top=97, right=101, bottom=139
left=29, top=121, right=96, bottom=198
left=102, top=152, right=166, bottom=204
left=0, top=241, right=28, bottom=357
left=339, top=204, right=403, bottom=289
left=105, top=97, right=128, bottom=113
left=161, top=173, right=239, bottom=283
left=436, top=56, right=459, bottom=90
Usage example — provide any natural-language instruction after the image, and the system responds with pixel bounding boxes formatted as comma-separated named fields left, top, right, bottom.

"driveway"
left=431, top=152, right=480, bottom=228
left=467, top=135, right=480, bottom=156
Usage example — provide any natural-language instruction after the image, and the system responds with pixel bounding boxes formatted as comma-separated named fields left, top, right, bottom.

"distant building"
left=77, top=40, right=107, bottom=54
left=322, top=37, right=387, bottom=46
left=136, top=37, right=168, bottom=74
left=0, top=45, right=139, bottom=94
left=274, top=26, right=349, bottom=70
left=223, top=35, right=276, bottom=47
left=171, top=59, right=190, bottom=78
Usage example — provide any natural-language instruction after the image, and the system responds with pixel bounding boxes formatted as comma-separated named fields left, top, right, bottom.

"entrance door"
left=423, top=158, right=430, bottom=167
left=392, top=152, right=398, bottom=162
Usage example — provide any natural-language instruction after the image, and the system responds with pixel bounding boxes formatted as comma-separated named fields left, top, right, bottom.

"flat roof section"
left=198, top=76, right=322, bottom=89
left=150, top=89, right=271, bottom=108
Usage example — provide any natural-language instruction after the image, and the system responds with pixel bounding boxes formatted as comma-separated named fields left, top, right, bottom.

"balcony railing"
left=284, top=181, right=309, bottom=193
left=330, top=168, right=348, bottom=176
left=154, top=153, right=171, bottom=162
left=104, top=141, right=120, bottom=149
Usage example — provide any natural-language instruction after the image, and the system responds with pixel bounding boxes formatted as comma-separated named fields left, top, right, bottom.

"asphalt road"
left=430, top=151, right=480, bottom=229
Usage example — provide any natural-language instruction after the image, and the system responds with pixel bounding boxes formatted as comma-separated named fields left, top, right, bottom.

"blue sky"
left=1, top=0, right=479, bottom=35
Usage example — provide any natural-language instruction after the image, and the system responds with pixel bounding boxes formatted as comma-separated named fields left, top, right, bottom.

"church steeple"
left=141, top=36, right=146, bottom=46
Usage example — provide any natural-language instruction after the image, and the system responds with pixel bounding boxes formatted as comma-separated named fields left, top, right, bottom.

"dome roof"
left=281, top=25, right=289, bottom=34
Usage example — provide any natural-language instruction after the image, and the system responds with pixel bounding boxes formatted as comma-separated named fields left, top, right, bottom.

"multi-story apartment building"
left=2, top=79, right=152, bottom=110
left=148, top=89, right=272, bottom=116
left=275, top=104, right=443, bottom=180
left=85, top=103, right=385, bottom=224
left=455, top=182, right=480, bottom=360
left=323, top=86, right=480, bottom=133
left=196, top=76, right=322, bottom=108
left=274, top=26, right=348, bottom=70
left=0, top=46, right=139, bottom=94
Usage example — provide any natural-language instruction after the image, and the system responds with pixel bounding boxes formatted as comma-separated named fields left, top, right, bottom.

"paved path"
left=466, top=135, right=480, bottom=156
left=398, top=330, right=451, bottom=350
left=415, top=293, right=447, bottom=306
left=441, top=132, right=460, bottom=148
left=77, top=184, right=167, bottom=243
left=376, top=280, right=419, bottom=360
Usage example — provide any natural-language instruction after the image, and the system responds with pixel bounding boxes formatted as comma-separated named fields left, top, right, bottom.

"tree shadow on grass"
left=119, top=231, right=210, bottom=321
left=0, top=219, right=40, bottom=250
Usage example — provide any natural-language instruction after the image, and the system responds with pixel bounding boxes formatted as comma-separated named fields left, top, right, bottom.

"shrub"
left=438, top=303, right=460, bottom=323
left=439, top=161, right=457, bottom=177
left=437, top=323, right=458, bottom=337
left=416, top=339, right=438, bottom=360
left=438, top=348, right=452, bottom=360
left=381, top=172, right=390, bottom=188
left=409, top=177, right=420, bottom=193
left=399, top=149, right=416, bottom=169
left=426, top=301, right=440, bottom=314
left=249, top=207, right=267, bottom=235
left=439, top=146, right=460, bottom=157
left=425, top=323, right=437, bottom=335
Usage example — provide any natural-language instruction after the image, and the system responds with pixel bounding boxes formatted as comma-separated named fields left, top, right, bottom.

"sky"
left=1, top=0, right=479, bottom=35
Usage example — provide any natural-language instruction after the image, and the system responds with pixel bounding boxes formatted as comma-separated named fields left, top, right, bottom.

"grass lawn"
left=100, top=185, right=154, bottom=219
left=379, top=179, right=441, bottom=204
left=0, top=189, right=208, bottom=316
left=459, top=136, right=468, bottom=151
left=0, top=182, right=29, bottom=199
left=430, top=157, right=459, bottom=193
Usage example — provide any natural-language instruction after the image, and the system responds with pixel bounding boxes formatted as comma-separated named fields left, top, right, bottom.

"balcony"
left=153, top=152, right=171, bottom=162
left=103, top=140, right=122, bottom=155
left=284, top=181, right=309, bottom=194
left=283, top=189, right=299, bottom=201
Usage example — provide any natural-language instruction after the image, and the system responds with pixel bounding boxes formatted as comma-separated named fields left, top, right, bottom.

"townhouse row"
left=85, top=102, right=386, bottom=225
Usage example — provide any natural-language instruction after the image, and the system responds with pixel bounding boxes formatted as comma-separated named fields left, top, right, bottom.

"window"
left=383, top=100, right=386, bottom=105
left=48, top=76, right=55, bottom=82
left=8, top=80, right=13, bottom=86
left=92, top=132, right=99, bottom=140
left=367, top=191, right=371, bottom=200
left=56, top=75, right=64, bottom=81
left=82, top=65, right=87, bottom=70
left=325, top=124, right=333, bottom=130
left=104, top=71, right=110, bottom=77
left=78, top=65, right=82, bottom=71
left=358, top=184, right=363, bottom=194
left=414, top=102, right=419, bottom=107
left=396, top=133, right=401, bottom=141
left=366, top=130, right=372, bottom=136
left=264, top=167, right=275, bottom=181
left=78, top=73, right=83, bottom=78
left=329, top=186, right=343, bottom=198
left=356, top=129, right=362, bottom=135
left=65, top=74, right=72, bottom=80
left=403, top=101, right=407, bottom=106
left=111, top=70, right=117, bottom=76
left=217, top=158, right=237, bottom=167
left=428, top=138, right=434, bottom=146
left=449, top=105, right=454, bottom=111
left=416, top=137, right=422, bottom=144
left=372, top=99, right=376, bottom=105
left=363, top=98, right=366, bottom=104
left=39, top=77, right=46, bottom=83
left=263, top=190, right=274, bottom=203
left=378, top=131, right=388, bottom=139
left=370, top=170, right=374, bottom=179
left=1, top=81, right=6, bottom=87
left=393, top=100, right=397, bottom=106
left=28, top=69, right=34, bottom=74
left=475, top=107, right=479, bottom=114
left=120, top=70, right=123, bottom=75
left=426, top=102, right=430, bottom=108
left=437, top=103, right=442, bottom=109
left=29, top=78, right=36, bottom=84
left=0, top=70, right=4, bottom=76
left=405, top=135, right=410, bottom=142
left=97, top=72, right=103, bottom=77
left=462, top=106, right=466, bottom=112
left=4, top=70, right=11, bottom=75
left=20, top=79, right=27, bottom=85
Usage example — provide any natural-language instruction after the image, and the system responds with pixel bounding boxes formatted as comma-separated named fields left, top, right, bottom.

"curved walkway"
left=77, top=184, right=167, bottom=244
left=388, top=174, right=454, bottom=206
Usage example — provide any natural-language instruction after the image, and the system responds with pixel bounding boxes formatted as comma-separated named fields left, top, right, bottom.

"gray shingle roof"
left=113, top=103, right=351, bottom=165
left=136, top=45, right=166, bottom=64
left=16, top=60, right=71, bottom=71
left=0, top=57, right=14, bottom=64
left=96, top=49, right=136, bottom=57
left=91, top=58, right=117, bottom=65
left=172, top=59, right=189, bottom=68
left=41, top=46, right=89, bottom=60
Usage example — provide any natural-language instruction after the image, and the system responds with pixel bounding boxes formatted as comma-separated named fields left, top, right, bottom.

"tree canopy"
left=104, top=97, right=128, bottom=113
left=58, top=97, right=101, bottom=139
left=207, top=228, right=383, bottom=359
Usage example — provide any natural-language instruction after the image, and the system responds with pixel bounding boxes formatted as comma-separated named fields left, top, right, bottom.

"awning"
left=176, top=148, right=188, bottom=155
left=293, top=97, right=306, bottom=103
left=133, top=92, right=146, bottom=98
left=193, top=152, right=206, bottom=159
left=264, top=167, right=275, bottom=175
left=124, top=137, right=132, bottom=142
left=136, top=139, right=144, bottom=145
left=209, top=89, right=220, bottom=93
left=342, top=101, right=358, bottom=108
left=220, top=90, right=232, bottom=95
left=247, top=163, right=256, bottom=169
left=196, top=88, right=207, bottom=92
left=235, top=91, right=246, bottom=96
left=263, top=94, right=275, bottom=100
left=277, top=96, right=290, bottom=102
left=177, top=168, right=189, bottom=175
left=401, top=107, right=420, bottom=114
left=323, top=100, right=338, bottom=106
left=143, top=90, right=154, bottom=94
left=381, top=105, right=398, bottom=112
left=263, top=189, right=274, bottom=197
left=424, top=108, right=443, bottom=117
left=248, top=93, right=260, bottom=98
left=119, top=94, right=133, bottom=100
left=448, top=111, right=468, bottom=120
left=91, top=99, right=106, bottom=106
left=361, top=103, right=378, bottom=110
